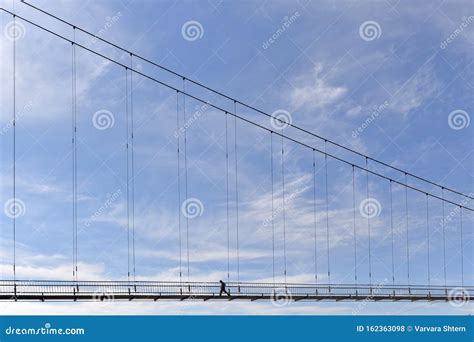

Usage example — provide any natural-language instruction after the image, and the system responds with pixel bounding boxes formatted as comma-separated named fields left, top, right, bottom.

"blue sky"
left=0, top=0, right=472, bottom=314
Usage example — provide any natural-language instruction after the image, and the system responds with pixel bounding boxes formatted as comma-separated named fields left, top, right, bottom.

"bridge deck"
left=0, top=280, right=471, bottom=302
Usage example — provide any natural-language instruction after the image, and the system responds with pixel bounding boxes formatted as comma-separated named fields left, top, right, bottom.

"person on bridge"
left=219, top=280, right=230, bottom=296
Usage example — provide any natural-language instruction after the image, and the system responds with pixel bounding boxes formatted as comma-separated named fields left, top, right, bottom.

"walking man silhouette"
left=219, top=280, right=230, bottom=296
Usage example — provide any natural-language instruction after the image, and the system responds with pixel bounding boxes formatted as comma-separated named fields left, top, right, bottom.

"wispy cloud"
left=290, top=63, right=347, bottom=110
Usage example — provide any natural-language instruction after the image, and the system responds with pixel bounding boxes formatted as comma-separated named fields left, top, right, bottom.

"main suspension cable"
left=20, top=1, right=474, bottom=202
left=1, top=8, right=470, bottom=212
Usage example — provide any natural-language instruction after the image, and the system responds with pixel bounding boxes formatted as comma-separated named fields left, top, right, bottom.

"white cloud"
left=290, top=64, right=347, bottom=110
left=389, top=61, right=441, bottom=116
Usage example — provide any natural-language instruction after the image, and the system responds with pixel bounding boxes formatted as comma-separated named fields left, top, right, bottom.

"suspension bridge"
left=0, top=2, right=472, bottom=303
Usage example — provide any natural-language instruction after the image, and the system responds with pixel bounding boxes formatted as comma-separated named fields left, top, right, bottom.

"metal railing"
left=0, top=280, right=471, bottom=301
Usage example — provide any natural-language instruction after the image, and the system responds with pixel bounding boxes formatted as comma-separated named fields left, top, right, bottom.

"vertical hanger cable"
left=234, top=101, right=240, bottom=285
left=281, top=134, right=287, bottom=284
left=130, top=54, right=136, bottom=282
left=72, top=27, right=78, bottom=282
left=183, top=79, right=190, bottom=283
left=325, top=141, right=330, bottom=286
left=365, top=157, right=372, bottom=284
left=225, top=112, right=230, bottom=282
left=125, top=66, right=130, bottom=282
left=12, top=15, right=17, bottom=283
left=176, top=91, right=182, bottom=284
left=405, top=173, right=410, bottom=286
left=352, top=165, right=357, bottom=285
left=426, top=194, right=430, bottom=286
left=270, top=133, right=275, bottom=286
left=442, top=188, right=446, bottom=287
left=70, top=28, right=76, bottom=282
left=312, top=150, right=318, bottom=283
left=390, top=180, right=394, bottom=285
left=460, top=207, right=464, bottom=286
